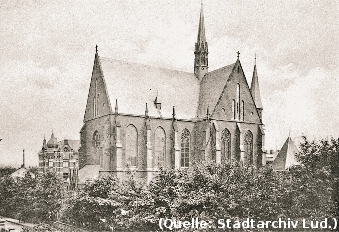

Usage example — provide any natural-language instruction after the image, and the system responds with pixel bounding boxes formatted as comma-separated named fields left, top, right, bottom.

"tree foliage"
left=1, top=137, right=337, bottom=231
left=0, top=172, right=64, bottom=223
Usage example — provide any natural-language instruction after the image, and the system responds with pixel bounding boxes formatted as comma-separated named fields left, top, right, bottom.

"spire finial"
left=145, top=103, right=148, bottom=117
left=115, top=99, right=118, bottom=114
left=206, top=106, right=210, bottom=120
left=255, top=53, right=257, bottom=65
left=289, top=129, right=291, bottom=138
left=237, top=51, right=240, bottom=59
left=95, top=44, right=98, bottom=53
left=172, top=106, right=176, bottom=119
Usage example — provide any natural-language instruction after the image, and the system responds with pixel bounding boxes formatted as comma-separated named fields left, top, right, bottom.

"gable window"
left=93, top=131, right=100, bottom=147
left=237, top=83, right=240, bottom=120
left=126, top=125, right=138, bottom=167
left=180, top=129, right=190, bottom=167
left=244, top=131, right=253, bottom=164
left=242, top=100, right=245, bottom=121
left=154, top=127, right=166, bottom=168
left=232, top=99, right=236, bottom=120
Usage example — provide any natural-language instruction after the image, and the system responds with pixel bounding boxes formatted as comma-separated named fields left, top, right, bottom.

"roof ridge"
left=100, top=57, right=194, bottom=75
left=207, top=63, right=236, bottom=75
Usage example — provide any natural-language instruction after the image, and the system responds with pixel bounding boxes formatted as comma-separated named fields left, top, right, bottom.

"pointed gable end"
left=83, top=50, right=113, bottom=122
left=199, top=59, right=262, bottom=123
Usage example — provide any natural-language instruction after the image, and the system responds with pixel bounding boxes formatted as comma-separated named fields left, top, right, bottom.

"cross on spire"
left=237, top=51, right=240, bottom=59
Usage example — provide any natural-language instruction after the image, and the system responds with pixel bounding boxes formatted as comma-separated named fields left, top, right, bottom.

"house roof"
left=197, top=63, right=235, bottom=117
left=272, top=137, right=300, bottom=170
left=78, top=164, right=100, bottom=185
left=10, top=168, right=34, bottom=179
left=100, top=57, right=200, bottom=119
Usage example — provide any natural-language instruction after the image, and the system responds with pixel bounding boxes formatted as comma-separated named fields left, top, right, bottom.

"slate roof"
left=272, top=137, right=300, bottom=170
left=100, top=57, right=200, bottom=120
left=250, top=64, right=263, bottom=109
left=197, top=63, right=235, bottom=117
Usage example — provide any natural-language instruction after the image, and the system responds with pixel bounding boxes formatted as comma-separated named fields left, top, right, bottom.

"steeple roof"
left=47, top=131, right=58, bottom=148
left=250, top=58, right=263, bottom=109
left=197, top=3, right=206, bottom=44
left=272, top=137, right=299, bottom=170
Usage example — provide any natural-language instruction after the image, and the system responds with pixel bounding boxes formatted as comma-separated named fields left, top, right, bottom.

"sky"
left=0, top=0, right=338, bottom=167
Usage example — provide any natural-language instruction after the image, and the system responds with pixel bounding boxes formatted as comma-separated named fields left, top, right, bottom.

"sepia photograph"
left=0, top=0, right=338, bottom=231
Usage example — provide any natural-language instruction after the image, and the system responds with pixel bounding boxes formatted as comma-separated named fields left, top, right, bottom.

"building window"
left=181, top=129, right=190, bottom=167
left=221, top=129, right=231, bottom=163
left=244, top=131, right=253, bottom=164
left=154, top=127, right=166, bottom=168
left=63, top=173, right=69, bottom=180
left=237, top=83, right=240, bottom=120
left=211, top=124, right=216, bottom=162
left=63, top=161, right=69, bottom=167
left=93, top=131, right=100, bottom=147
left=126, top=125, right=138, bottom=167
left=49, top=161, right=53, bottom=167
left=232, top=99, right=236, bottom=120
left=242, top=100, right=245, bottom=121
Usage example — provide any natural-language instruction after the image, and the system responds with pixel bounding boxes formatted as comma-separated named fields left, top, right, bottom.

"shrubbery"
left=1, top=137, right=338, bottom=231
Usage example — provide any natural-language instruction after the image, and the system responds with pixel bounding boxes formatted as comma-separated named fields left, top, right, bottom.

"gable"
left=84, top=56, right=113, bottom=122
left=97, top=57, right=200, bottom=120
left=197, top=63, right=235, bottom=118
left=211, top=60, right=262, bottom=123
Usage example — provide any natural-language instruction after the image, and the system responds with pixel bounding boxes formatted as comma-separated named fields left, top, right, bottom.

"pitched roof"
left=250, top=64, right=263, bottom=109
left=78, top=164, right=100, bottom=185
left=272, top=137, right=299, bottom=170
left=100, top=57, right=200, bottom=119
left=197, top=63, right=235, bottom=117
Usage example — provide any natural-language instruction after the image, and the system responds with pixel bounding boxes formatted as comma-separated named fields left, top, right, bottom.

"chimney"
left=22, top=148, right=25, bottom=168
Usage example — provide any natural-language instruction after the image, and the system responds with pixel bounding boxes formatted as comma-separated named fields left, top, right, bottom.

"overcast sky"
left=0, top=0, right=338, bottom=167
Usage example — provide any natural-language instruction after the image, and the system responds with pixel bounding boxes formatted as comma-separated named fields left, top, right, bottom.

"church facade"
left=79, top=4, right=265, bottom=182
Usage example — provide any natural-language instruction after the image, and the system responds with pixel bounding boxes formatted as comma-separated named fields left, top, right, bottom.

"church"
left=78, top=4, right=265, bottom=182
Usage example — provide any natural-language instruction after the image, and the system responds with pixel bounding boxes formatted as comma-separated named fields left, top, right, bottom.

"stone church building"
left=79, top=4, right=265, bottom=182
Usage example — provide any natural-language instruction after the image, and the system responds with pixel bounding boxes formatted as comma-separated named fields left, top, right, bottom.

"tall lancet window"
left=232, top=100, right=236, bottom=120
left=236, top=83, right=240, bottom=120
left=181, top=129, right=190, bottom=167
left=211, top=124, right=216, bottom=162
left=244, top=131, right=253, bottom=164
left=242, top=100, right=245, bottom=121
left=93, top=131, right=100, bottom=148
left=221, top=129, right=231, bottom=163
left=126, top=125, right=138, bottom=167
left=154, top=127, right=166, bottom=168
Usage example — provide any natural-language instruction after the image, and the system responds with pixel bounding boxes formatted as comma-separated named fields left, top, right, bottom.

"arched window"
left=232, top=99, right=236, bottom=120
left=221, top=129, right=231, bottom=163
left=181, top=129, right=190, bottom=167
left=126, top=125, right=138, bottom=167
left=244, top=131, right=253, bottom=164
left=242, top=100, right=245, bottom=121
left=93, top=131, right=100, bottom=147
left=154, top=127, right=166, bottom=168
left=211, top=124, right=216, bottom=162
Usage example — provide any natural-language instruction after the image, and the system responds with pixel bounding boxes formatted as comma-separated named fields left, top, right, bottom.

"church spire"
left=194, top=2, right=208, bottom=80
left=250, top=55, right=263, bottom=120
